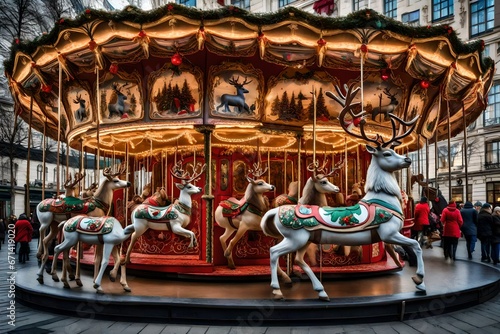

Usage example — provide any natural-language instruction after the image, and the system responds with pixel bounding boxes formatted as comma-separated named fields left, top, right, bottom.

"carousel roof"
left=4, top=5, right=494, bottom=157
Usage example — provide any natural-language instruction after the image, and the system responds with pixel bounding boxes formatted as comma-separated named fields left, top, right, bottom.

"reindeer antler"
left=228, top=76, right=253, bottom=86
left=170, top=160, right=206, bottom=184
left=103, top=163, right=126, bottom=180
left=248, top=159, right=268, bottom=179
left=64, top=172, right=86, bottom=189
left=327, top=83, right=418, bottom=148
left=307, top=158, right=344, bottom=179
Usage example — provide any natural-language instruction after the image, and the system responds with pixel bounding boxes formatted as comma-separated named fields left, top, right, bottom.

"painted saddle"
left=64, top=216, right=115, bottom=235
left=38, top=197, right=97, bottom=214
left=220, top=198, right=264, bottom=218
left=274, top=195, right=298, bottom=207
left=278, top=199, right=404, bottom=233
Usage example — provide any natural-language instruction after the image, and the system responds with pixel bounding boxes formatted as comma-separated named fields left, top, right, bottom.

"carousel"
left=6, top=4, right=494, bottom=303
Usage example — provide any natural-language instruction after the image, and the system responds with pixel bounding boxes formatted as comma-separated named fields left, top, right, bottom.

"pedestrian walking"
left=477, top=203, right=494, bottom=263
left=441, top=200, right=463, bottom=261
left=0, top=218, right=6, bottom=249
left=460, top=201, right=478, bottom=259
left=413, top=196, right=431, bottom=247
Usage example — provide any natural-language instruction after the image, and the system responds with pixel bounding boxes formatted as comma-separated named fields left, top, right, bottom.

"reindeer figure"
left=108, top=83, right=128, bottom=118
left=261, top=83, right=423, bottom=300
left=73, top=94, right=87, bottom=122
left=124, top=160, right=206, bottom=266
left=371, top=87, right=399, bottom=121
left=36, top=165, right=130, bottom=289
left=216, top=76, right=253, bottom=114
left=215, top=160, right=275, bottom=269
left=81, top=182, right=98, bottom=200
left=61, top=172, right=86, bottom=198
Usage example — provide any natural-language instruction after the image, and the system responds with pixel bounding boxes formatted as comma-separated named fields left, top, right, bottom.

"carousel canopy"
left=4, top=5, right=494, bottom=157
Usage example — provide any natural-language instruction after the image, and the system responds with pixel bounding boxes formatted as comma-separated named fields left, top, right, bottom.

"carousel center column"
left=196, top=124, right=215, bottom=263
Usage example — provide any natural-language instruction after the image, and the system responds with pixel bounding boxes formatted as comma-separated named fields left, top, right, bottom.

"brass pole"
left=462, top=103, right=469, bottom=202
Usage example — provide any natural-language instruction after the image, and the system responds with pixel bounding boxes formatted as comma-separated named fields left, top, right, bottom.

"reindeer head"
left=64, top=172, right=86, bottom=196
left=111, top=83, right=128, bottom=100
left=327, top=83, right=418, bottom=173
left=170, top=160, right=206, bottom=195
left=306, top=158, right=341, bottom=193
left=102, top=164, right=131, bottom=190
left=246, top=160, right=275, bottom=193
left=73, top=94, right=85, bottom=105
left=383, top=87, right=399, bottom=105
left=228, top=76, right=252, bottom=94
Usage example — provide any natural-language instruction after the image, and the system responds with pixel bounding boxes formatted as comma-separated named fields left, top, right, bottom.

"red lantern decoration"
left=317, top=38, right=326, bottom=46
left=109, top=63, right=118, bottom=74
left=138, top=30, right=147, bottom=38
left=167, top=4, right=174, bottom=11
left=420, top=80, right=430, bottom=89
left=451, top=62, right=457, bottom=69
left=85, top=9, right=91, bottom=15
left=41, top=84, right=52, bottom=93
left=380, top=68, right=390, bottom=81
left=171, top=53, right=182, bottom=66
left=360, top=44, right=368, bottom=53
left=14, top=38, right=20, bottom=45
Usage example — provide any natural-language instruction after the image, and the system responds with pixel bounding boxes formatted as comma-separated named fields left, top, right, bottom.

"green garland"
left=4, top=4, right=492, bottom=75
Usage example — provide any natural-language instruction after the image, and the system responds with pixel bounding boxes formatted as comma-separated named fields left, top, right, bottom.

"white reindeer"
left=50, top=215, right=135, bottom=294
left=261, top=83, right=423, bottom=300
left=124, top=160, right=206, bottom=266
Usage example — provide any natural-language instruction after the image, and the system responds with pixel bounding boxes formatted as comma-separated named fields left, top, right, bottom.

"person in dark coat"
left=14, top=213, right=32, bottom=263
left=491, top=207, right=500, bottom=265
left=477, top=203, right=494, bottom=263
left=460, top=201, right=478, bottom=259
left=413, top=196, right=431, bottom=247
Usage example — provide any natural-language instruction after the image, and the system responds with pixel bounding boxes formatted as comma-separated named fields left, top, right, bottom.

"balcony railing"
left=485, top=162, right=500, bottom=170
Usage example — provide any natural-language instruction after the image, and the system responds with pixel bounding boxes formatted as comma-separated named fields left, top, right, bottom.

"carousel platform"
left=15, top=243, right=500, bottom=325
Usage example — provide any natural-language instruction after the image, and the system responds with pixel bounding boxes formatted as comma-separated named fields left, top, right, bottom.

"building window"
left=177, top=0, right=196, bottom=7
left=438, top=143, right=462, bottom=169
left=485, top=140, right=500, bottom=169
left=470, top=0, right=494, bottom=37
left=279, top=0, right=294, bottom=7
left=231, top=0, right=250, bottom=9
left=384, top=0, right=397, bottom=19
left=37, top=165, right=43, bottom=180
left=402, top=10, right=420, bottom=25
left=353, top=0, right=365, bottom=11
left=432, top=0, right=453, bottom=22
left=484, top=83, right=500, bottom=126
left=486, top=182, right=500, bottom=208
left=451, top=186, right=463, bottom=204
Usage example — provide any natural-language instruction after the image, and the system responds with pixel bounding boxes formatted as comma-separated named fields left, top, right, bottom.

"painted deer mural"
left=124, top=160, right=206, bottom=265
left=215, top=160, right=275, bottom=269
left=260, top=83, right=423, bottom=300
left=216, top=76, right=253, bottom=114
left=371, top=87, right=399, bottom=121
left=108, top=83, right=128, bottom=118
left=50, top=215, right=135, bottom=294
left=73, top=93, right=87, bottom=122
left=36, top=165, right=130, bottom=287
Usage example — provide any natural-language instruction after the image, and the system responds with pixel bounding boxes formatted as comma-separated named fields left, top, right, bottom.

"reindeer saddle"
left=38, top=197, right=97, bottom=214
left=274, top=195, right=298, bottom=207
left=64, top=216, right=114, bottom=235
left=278, top=199, right=403, bottom=233
left=220, top=198, right=263, bottom=218
left=134, top=204, right=179, bottom=221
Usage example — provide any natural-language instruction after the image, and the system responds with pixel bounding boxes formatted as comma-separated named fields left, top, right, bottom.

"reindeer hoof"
left=52, top=275, right=59, bottom=282
left=109, top=273, right=116, bottom=282
left=123, top=285, right=131, bottom=292
left=69, top=274, right=76, bottom=281
left=272, top=289, right=284, bottom=300
left=412, top=274, right=424, bottom=285
left=318, top=291, right=330, bottom=301
left=75, top=279, right=83, bottom=287
left=36, top=276, right=44, bottom=284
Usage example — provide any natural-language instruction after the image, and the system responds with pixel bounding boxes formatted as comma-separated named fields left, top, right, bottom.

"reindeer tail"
left=260, top=208, right=282, bottom=238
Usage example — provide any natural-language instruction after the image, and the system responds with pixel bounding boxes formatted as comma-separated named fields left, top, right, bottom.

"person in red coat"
left=14, top=213, right=33, bottom=263
left=441, top=200, right=464, bottom=261
left=413, top=196, right=431, bottom=247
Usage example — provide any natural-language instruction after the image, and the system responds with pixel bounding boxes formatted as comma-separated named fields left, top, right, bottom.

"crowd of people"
left=412, top=197, right=500, bottom=264
left=0, top=213, right=34, bottom=263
